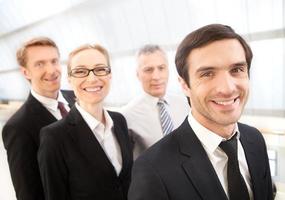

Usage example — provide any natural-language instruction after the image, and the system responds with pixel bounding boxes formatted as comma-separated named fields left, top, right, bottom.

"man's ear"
left=178, top=76, right=190, bottom=97
left=20, top=66, right=31, bottom=81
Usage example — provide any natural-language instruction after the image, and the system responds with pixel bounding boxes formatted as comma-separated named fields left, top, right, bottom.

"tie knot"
left=58, top=102, right=65, bottom=109
left=157, top=99, right=166, bottom=106
left=58, top=102, right=68, bottom=118
left=219, top=133, right=238, bottom=158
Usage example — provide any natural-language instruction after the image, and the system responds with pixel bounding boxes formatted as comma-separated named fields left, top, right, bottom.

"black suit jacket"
left=38, top=106, right=133, bottom=200
left=2, top=90, right=75, bottom=200
left=128, top=118, right=273, bottom=200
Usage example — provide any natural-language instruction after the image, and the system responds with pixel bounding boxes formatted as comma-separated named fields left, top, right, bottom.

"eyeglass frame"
left=69, top=66, right=111, bottom=78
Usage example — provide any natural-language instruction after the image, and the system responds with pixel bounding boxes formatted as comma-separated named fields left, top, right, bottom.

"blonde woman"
left=38, top=44, right=133, bottom=200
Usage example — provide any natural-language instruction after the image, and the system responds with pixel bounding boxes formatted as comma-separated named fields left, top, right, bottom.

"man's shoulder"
left=4, top=98, right=36, bottom=127
left=3, top=94, right=55, bottom=132
left=61, top=90, right=76, bottom=105
left=136, top=131, right=180, bottom=164
left=238, top=122, right=261, bottom=134
left=166, top=93, right=188, bottom=104
left=61, top=90, right=74, bottom=97
left=121, top=95, right=149, bottom=113
left=238, top=122, right=265, bottom=143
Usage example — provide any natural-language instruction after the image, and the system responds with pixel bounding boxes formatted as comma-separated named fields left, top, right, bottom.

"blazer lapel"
left=61, top=90, right=76, bottom=108
left=176, top=119, right=228, bottom=200
left=109, top=111, right=132, bottom=179
left=67, top=106, right=117, bottom=179
left=238, top=123, right=264, bottom=200
left=27, top=93, right=57, bottom=123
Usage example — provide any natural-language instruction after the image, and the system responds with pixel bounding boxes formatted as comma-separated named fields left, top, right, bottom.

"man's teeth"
left=215, top=99, right=235, bottom=105
left=85, top=87, right=101, bottom=92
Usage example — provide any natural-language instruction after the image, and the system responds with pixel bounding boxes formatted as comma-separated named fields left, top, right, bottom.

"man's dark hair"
left=175, top=24, right=253, bottom=87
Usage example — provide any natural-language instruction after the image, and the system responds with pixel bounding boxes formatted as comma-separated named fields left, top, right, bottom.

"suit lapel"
left=109, top=111, right=132, bottom=179
left=61, top=90, right=76, bottom=108
left=67, top=106, right=117, bottom=178
left=27, top=93, right=57, bottom=123
left=176, top=120, right=228, bottom=200
left=238, top=124, right=263, bottom=200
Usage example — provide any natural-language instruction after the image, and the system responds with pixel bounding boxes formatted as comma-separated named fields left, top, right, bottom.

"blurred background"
left=0, top=0, right=284, bottom=199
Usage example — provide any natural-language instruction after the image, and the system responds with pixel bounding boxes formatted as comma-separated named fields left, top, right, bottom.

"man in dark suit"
left=128, top=24, right=273, bottom=200
left=2, top=37, right=75, bottom=200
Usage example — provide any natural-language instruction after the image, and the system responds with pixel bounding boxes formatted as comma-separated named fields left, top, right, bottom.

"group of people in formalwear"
left=2, top=24, right=274, bottom=200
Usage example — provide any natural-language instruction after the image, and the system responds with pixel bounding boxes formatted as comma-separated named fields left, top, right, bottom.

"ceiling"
left=2, top=0, right=283, bottom=71
left=0, top=0, right=284, bottom=102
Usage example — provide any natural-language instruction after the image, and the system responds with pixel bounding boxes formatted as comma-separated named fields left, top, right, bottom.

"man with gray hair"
left=121, top=44, right=189, bottom=159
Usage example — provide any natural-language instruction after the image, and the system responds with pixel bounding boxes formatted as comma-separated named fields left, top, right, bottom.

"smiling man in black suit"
left=2, top=37, right=75, bottom=200
left=128, top=24, right=273, bottom=200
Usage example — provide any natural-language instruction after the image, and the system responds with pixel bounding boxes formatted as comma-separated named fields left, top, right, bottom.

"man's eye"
left=231, top=67, right=245, bottom=73
left=52, top=59, right=59, bottom=65
left=35, top=62, right=44, bottom=67
left=201, top=71, right=213, bottom=77
left=144, top=68, right=153, bottom=73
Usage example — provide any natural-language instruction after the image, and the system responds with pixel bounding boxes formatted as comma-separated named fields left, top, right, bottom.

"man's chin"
left=150, top=91, right=165, bottom=98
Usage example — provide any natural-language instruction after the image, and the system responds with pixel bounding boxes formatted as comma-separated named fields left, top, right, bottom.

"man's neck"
left=31, top=88, right=59, bottom=100
left=191, top=111, right=236, bottom=139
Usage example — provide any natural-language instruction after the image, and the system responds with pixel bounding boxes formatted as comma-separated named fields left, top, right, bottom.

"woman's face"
left=68, top=48, right=111, bottom=107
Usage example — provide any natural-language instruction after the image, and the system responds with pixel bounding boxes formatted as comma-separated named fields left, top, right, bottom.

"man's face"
left=21, top=46, right=61, bottom=99
left=68, top=49, right=111, bottom=108
left=137, top=51, right=169, bottom=98
left=181, top=39, right=249, bottom=136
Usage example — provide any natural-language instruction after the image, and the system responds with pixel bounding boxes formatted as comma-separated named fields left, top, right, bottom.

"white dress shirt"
left=121, top=92, right=189, bottom=158
left=75, top=103, right=122, bottom=175
left=188, top=112, right=253, bottom=199
left=31, top=89, right=70, bottom=120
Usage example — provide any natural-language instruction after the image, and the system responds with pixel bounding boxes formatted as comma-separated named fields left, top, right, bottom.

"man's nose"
left=46, top=62, right=58, bottom=74
left=152, top=69, right=161, bottom=79
left=215, top=73, right=236, bottom=95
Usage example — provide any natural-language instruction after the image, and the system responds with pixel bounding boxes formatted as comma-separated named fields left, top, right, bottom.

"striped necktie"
left=157, top=99, right=174, bottom=136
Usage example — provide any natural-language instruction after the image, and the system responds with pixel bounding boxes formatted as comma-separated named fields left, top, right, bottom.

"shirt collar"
left=31, top=89, right=68, bottom=112
left=188, top=112, right=240, bottom=154
left=75, top=103, right=113, bottom=132
left=142, top=91, right=170, bottom=107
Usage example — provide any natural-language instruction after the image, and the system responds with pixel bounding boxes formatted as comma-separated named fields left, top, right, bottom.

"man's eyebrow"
left=195, top=66, right=215, bottom=74
left=230, top=61, right=248, bottom=68
left=195, top=62, right=248, bottom=73
left=34, top=59, right=46, bottom=64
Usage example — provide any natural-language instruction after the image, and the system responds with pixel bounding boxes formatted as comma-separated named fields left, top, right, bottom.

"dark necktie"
left=58, top=102, right=68, bottom=118
left=219, top=134, right=250, bottom=200
left=157, top=99, right=174, bottom=136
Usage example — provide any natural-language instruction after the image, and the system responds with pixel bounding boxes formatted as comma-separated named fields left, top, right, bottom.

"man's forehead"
left=139, top=63, right=167, bottom=70
left=26, top=46, right=59, bottom=58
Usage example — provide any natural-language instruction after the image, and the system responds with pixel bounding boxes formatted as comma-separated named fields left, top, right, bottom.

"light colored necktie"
left=157, top=99, right=174, bottom=136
